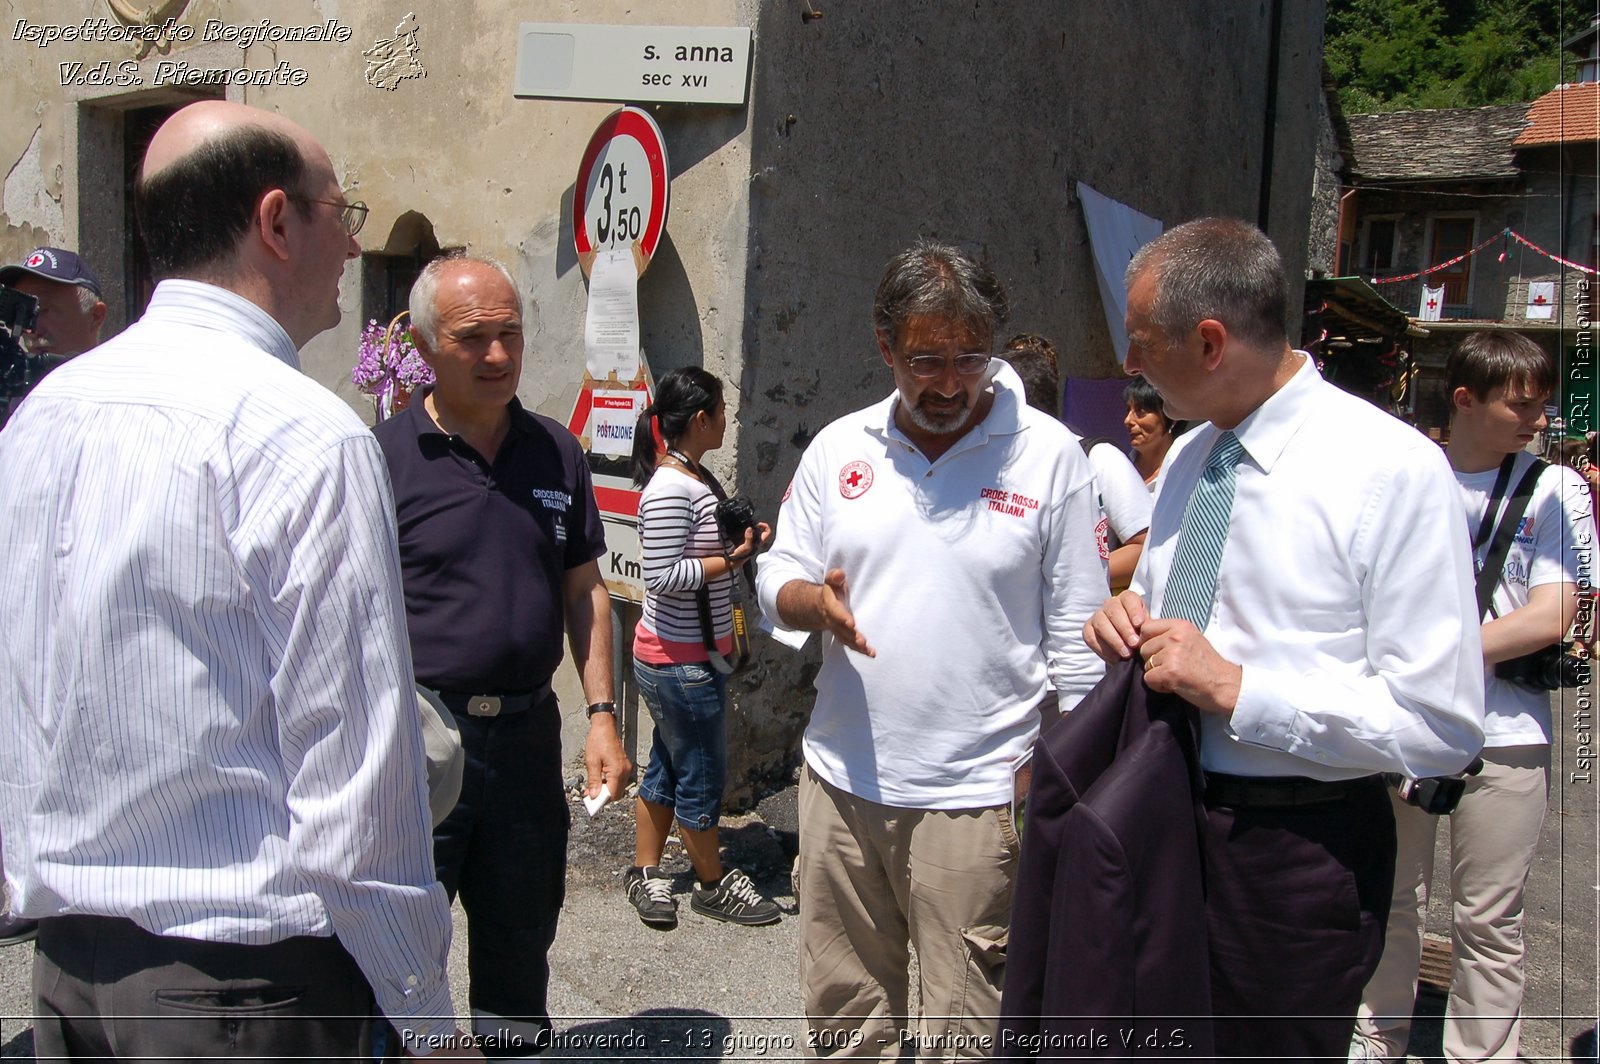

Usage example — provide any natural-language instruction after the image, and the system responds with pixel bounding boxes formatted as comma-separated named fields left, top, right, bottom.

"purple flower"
left=353, top=318, right=432, bottom=397
left=397, top=349, right=435, bottom=390
left=353, top=320, right=389, bottom=391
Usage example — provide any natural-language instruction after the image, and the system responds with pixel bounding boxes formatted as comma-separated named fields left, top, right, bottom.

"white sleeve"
left=268, top=435, right=456, bottom=1041
left=1042, top=449, right=1111, bottom=708
left=1525, top=465, right=1594, bottom=591
left=1088, top=442, right=1153, bottom=544
left=1228, top=450, right=1486, bottom=779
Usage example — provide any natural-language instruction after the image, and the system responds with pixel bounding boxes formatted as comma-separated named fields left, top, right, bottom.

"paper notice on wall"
left=1418, top=284, right=1445, bottom=322
left=589, top=390, right=644, bottom=457
left=1526, top=281, right=1556, bottom=320
left=584, top=247, right=641, bottom=380
left=1077, top=181, right=1163, bottom=365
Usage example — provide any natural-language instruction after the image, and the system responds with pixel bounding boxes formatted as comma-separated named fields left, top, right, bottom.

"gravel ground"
left=0, top=780, right=808, bottom=1062
left=0, top=724, right=1593, bottom=1062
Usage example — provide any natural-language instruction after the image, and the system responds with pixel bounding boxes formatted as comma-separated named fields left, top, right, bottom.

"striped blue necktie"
left=1163, top=430, right=1245, bottom=629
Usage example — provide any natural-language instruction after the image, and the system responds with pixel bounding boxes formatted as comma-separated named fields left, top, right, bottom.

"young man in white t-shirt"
left=1353, top=330, right=1593, bottom=1063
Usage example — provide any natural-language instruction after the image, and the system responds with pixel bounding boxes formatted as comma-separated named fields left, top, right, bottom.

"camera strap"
left=694, top=465, right=754, bottom=676
left=1474, top=455, right=1547, bottom=621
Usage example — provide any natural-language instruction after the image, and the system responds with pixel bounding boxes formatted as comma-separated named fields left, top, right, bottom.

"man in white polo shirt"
left=757, top=239, right=1107, bottom=1058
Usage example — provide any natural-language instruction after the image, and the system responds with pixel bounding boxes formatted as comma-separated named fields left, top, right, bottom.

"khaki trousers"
left=798, top=764, right=1019, bottom=1062
left=1352, top=746, right=1550, bottom=1062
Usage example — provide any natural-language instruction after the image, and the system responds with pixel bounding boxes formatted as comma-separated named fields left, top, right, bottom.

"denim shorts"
left=635, top=659, right=728, bottom=831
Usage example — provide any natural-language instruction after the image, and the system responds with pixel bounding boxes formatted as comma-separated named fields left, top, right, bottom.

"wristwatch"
left=586, top=701, right=617, bottom=718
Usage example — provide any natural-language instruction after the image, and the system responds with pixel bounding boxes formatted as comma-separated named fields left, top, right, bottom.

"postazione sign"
left=568, top=372, right=653, bottom=603
left=513, top=23, right=751, bottom=106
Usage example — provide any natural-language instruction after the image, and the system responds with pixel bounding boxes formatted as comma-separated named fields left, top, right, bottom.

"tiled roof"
left=1347, top=104, right=1529, bottom=181
left=1514, top=83, right=1600, bottom=146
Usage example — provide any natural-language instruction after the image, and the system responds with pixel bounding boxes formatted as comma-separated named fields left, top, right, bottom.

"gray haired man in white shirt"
left=0, top=101, right=480, bottom=1060
left=1085, top=217, right=1484, bottom=1059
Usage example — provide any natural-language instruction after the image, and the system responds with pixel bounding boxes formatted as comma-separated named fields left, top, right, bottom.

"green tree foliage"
left=1327, top=0, right=1567, bottom=113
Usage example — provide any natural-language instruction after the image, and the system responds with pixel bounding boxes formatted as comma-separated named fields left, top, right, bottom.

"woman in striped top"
left=624, top=368, right=779, bottom=929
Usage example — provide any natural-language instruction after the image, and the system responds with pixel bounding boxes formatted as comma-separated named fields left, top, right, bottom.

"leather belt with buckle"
left=1204, top=772, right=1379, bottom=810
left=435, top=683, right=550, bottom=719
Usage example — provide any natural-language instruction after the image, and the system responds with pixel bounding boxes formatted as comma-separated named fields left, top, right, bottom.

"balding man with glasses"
left=294, top=192, right=368, bottom=237
left=757, top=239, right=1106, bottom=1059
left=0, top=100, right=479, bottom=1060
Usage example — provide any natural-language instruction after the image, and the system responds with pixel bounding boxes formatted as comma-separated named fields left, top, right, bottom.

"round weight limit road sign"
left=573, top=106, right=670, bottom=276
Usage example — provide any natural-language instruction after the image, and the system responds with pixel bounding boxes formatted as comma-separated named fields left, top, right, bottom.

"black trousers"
left=33, top=914, right=378, bottom=1061
left=1204, top=775, right=1396, bottom=1062
left=433, top=695, right=568, bottom=1038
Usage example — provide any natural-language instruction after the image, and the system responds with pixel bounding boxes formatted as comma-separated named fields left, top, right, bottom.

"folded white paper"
left=758, top=614, right=811, bottom=650
left=583, top=784, right=616, bottom=818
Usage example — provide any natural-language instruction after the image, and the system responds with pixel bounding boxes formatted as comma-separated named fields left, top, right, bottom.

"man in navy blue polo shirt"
left=375, top=252, right=632, bottom=1059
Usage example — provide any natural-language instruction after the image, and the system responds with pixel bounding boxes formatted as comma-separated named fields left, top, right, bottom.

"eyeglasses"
left=292, top=194, right=368, bottom=236
left=904, top=352, right=992, bottom=379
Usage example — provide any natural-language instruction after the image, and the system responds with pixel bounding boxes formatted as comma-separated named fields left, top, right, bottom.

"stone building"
left=2, top=0, right=1327, bottom=804
left=1335, top=87, right=1599, bottom=439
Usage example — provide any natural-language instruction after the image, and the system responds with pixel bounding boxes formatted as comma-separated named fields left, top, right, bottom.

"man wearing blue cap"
left=1, top=246, right=108, bottom=363
left=0, top=246, right=107, bottom=364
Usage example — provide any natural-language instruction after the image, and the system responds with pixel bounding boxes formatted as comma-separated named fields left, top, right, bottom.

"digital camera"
left=1388, top=757, right=1484, bottom=816
left=1495, top=642, right=1587, bottom=691
left=0, top=285, right=41, bottom=427
left=715, top=495, right=759, bottom=547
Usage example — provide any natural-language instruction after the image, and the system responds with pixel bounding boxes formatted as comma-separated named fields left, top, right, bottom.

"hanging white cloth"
left=1418, top=284, right=1445, bottom=322
left=1525, top=280, right=1556, bottom=320
left=1077, top=182, right=1163, bottom=365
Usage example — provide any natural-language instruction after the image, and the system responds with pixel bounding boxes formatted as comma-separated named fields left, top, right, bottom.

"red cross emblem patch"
left=839, top=461, right=874, bottom=499
left=24, top=251, right=47, bottom=269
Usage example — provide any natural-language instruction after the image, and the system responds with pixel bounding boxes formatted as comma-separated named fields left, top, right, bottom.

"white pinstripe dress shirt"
left=0, top=281, right=456, bottom=1041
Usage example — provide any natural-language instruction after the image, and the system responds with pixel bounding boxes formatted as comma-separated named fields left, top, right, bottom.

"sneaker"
left=0, top=911, right=37, bottom=947
left=625, top=865, right=677, bottom=928
left=691, top=868, right=780, bottom=926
